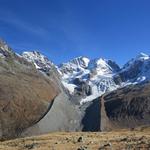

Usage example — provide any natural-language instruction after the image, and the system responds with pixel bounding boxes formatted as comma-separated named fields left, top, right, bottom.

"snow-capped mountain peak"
left=115, top=52, right=150, bottom=86
left=59, top=56, right=90, bottom=76
left=88, top=58, right=111, bottom=74
left=70, top=56, right=90, bottom=68
left=136, top=52, right=149, bottom=60
left=58, top=56, right=120, bottom=103
left=88, top=58, right=120, bottom=76
left=123, top=52, right=150, bottom=70
left=22, top=51, right=49, bottom=62
left=22, top=51, right=53, bottom=71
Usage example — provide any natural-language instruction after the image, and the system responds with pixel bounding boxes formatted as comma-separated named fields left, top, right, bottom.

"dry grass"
left=0, top=127, right=150, bottom=150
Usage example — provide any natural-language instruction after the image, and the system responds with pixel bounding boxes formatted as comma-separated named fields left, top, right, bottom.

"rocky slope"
left=101, top=81, right=150, bottom=130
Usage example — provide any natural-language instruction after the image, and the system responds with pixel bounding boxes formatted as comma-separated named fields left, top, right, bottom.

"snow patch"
left=62, top=81, right=77, bottom=94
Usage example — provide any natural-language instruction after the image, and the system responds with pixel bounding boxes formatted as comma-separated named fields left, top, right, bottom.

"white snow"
left=137, top=76, right=146, bottom=82
left=80, top=93, right=101, bottom=105
left=0, top=53, right=5, bottom=58
left=82, top=57, right=90, bottom=67
left=62, top=81, right=77, bottom=94
left=136, top=52, right=149, bottom=60
left=22, top=51, right=53, bottom=70
left=88, top=58, right=114, bottom=76
left=59, top=56, right=120, bottom=104
left=59, top=52, right=150, bottom=104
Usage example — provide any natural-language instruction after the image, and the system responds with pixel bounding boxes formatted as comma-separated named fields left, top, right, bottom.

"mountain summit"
left=136, top=52, right=149, bottom=60
left=22, top=51, right=54, bottom=72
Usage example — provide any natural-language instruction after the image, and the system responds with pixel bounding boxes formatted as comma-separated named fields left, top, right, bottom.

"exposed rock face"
left=73, top=78, right=92, bottom=98
left=107, top=60, right=120, bottom=72
left=116, top=60, right=144, bottom=82
left=0, top=41, right=61, bottom=140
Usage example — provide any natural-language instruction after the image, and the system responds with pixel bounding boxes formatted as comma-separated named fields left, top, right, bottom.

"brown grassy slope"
left=0, top=47, right=60, bottom=139
left=0, top=127, right=150, bottom=150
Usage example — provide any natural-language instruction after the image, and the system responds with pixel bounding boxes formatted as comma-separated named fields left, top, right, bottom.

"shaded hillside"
left=101, top=82, right=150, bottom=130
left=81, top=82, right=150, bottom=132
left=81, top=99, right=100, bottom=132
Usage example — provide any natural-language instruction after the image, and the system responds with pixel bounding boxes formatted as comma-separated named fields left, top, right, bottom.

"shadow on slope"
left=81, top=99, right=100, bottom=131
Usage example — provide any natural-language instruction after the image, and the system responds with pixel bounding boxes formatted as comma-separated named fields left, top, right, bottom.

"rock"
left=107, top=60, right=120, bottom=72
left=77, top=136, right=83, bottom=142
left=24, top=143, right=38, bottom=149
left=73, top=78, right=92, bottom=98
left=99, top=143, right=112, bottom=150
left=77, top=146, right=88, bottom=150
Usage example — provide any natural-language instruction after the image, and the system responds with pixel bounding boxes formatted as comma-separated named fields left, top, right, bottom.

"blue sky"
left=0, top=0, right=150, bottom=65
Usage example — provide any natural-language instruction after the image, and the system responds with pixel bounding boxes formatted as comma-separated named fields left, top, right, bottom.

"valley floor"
left=0, top=127, right=150, bottom=150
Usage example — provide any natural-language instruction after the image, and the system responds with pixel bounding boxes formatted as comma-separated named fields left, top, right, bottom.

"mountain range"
left=22, top=49, right=150, bottom=104
left=0, top=39, right=150, bottom=140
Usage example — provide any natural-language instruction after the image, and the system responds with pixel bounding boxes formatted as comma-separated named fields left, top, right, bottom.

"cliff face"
left=0, top=41, right=61, bottom=140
